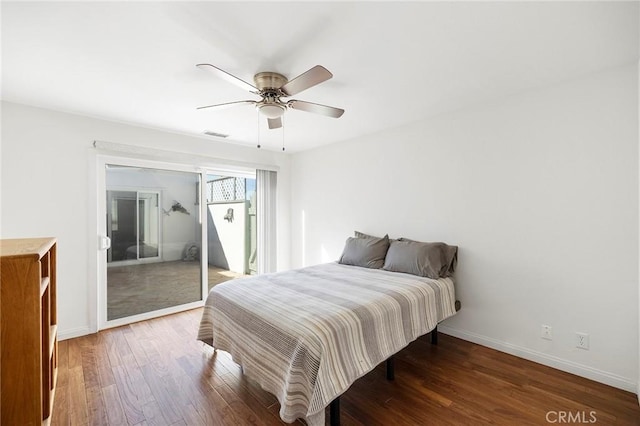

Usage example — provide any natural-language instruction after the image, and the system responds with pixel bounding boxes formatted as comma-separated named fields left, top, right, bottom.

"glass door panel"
left=105, top=165, right=202, bottom=321
left=205, top=173, right=256, bottom=293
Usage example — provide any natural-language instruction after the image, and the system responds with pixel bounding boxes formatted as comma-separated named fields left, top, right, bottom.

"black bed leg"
left=386, top=357, right=395, bottom=380
left=330, top=397, right=340, bottom=426
left=431, top=325, right=438, bottom=345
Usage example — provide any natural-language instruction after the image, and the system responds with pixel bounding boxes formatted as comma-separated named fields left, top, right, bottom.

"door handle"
left=99, top=236, right=111, bottom=250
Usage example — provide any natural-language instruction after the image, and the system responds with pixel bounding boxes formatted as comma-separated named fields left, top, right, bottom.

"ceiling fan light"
left=259, top=104, right=285, bottom=119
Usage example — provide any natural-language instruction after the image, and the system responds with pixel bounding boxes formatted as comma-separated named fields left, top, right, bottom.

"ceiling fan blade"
left=287, top=100, right=344, bottom=118
left=196, top=100, right=256, bottom=110
left=281, top=65, right=333, bottom=96
left=267, top=117, right=282, bottom=129
left=196, top=63, right=257, bottom=92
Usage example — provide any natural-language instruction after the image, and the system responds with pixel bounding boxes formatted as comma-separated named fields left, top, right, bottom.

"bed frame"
left=328, top=299, right=461, bottom=426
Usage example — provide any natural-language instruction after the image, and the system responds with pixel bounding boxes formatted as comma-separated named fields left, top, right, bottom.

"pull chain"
left=282, top=114, right=286, bottom=152
left=256, top=108, right=261, bottom=149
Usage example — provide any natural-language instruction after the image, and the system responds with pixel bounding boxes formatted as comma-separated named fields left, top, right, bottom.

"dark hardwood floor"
left=51, top=308, right=640, bottom=425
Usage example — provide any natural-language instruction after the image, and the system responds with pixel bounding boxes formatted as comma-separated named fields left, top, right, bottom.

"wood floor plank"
left=51, top=308, right=640, bottom=426
left=140, top=363, right=184, bottom=424
left=103, top=329, right=126, bottom=368
left=101, top=384, right=127, bottom=426
left=51, top=382, right=70, bottom=426
left=213, top=373, right=270, bottom=426
left=95, top=333, right=116, bottom=388
left=112, top=364, right=147, bottom=424
left=81, top=345, right=101, bottom=390
left=57, top=339, right=70, bottom=388
left=219, top=368, right=280, bottom=414
left=178, top=351, right=231, bottom=389
left=123, top=362, right=155, bottom=406
left=85, top=386, right=108, bottom=426
left=67, top=366, right=88, bottom=425
left=172, top=373, right=225, bottom=426
left=130, top=319, right=155, bottom=340
left=68, top=337, right=83, bottom=369
left=124, top=330, right=152, bottom=368
left=116, top=328, right=139, bottom=368
left=178, top=352, right=251, bottom=426
left=141, top=399, right=170, bottom=426
left=179, top=403, right=207, bottom=426
left=140, top=336, right=171, bottom=378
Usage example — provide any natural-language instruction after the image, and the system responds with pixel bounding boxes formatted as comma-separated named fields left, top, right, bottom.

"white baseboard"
left=438, top=325, right=637, bottom=394
left=58, top=326, right=93, bottom=341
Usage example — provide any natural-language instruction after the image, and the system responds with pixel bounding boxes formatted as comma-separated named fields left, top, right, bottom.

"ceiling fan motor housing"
left=254, top=72, right=288, bottom=118
left=253, top=72, right=288, bottom=90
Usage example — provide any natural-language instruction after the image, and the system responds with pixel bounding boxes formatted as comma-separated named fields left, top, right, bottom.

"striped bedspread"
left=197, top=262, right=457, bottom=425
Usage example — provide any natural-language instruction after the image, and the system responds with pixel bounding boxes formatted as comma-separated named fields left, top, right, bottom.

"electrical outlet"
left=541, top=325, right=552, bottom=340
left=576, top=332, right=589, bottom=350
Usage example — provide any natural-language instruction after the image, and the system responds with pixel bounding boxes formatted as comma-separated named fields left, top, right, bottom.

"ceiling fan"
left=196, top=64, right=344, bottom=130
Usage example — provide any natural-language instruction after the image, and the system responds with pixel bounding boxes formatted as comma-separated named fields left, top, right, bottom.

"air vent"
left=203, top=130, right=229, bottom=138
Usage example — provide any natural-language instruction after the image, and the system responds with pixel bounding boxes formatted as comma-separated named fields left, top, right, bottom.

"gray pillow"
left=383, top=239, right=458, bottom=278
left=354, top=231, right=388, bottom=239
left=339, top=235, right=390, bottom=269
left=399, top=238, right=458, bottom=277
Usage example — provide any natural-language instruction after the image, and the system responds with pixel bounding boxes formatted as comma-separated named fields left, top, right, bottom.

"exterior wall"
left=208, top=201, right=247, bottom=274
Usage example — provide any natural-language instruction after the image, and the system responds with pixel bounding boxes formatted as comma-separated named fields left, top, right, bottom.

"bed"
left=197, top=261, right=458, bottom=425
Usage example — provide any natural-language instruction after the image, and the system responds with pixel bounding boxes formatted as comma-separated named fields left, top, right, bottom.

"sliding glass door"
left=96, top=156, right=272, bottom=330
left=104, top=165, right=203, bottom=322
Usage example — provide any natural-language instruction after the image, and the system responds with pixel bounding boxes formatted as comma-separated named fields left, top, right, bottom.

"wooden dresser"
left=1, top=237, right=58, bottom=425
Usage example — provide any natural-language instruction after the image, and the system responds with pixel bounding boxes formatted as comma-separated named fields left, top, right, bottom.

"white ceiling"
left=2, top=1, right=638, bottom=152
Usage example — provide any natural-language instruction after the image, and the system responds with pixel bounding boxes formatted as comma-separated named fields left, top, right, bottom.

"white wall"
left=290, top=64, right=639, bottom=391
left=0, top=101, right=291, bottom=338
